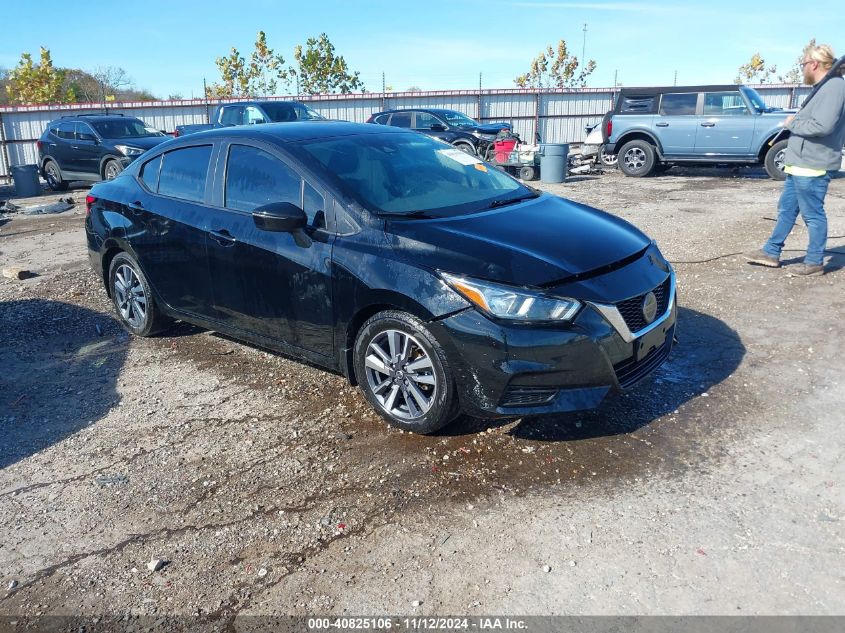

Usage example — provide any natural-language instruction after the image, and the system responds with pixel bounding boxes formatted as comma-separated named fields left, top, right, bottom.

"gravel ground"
left=0, top=167, right=843, bottom=625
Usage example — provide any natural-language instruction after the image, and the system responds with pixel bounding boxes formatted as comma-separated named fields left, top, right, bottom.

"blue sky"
left=1, top=0, right=843, bottom=97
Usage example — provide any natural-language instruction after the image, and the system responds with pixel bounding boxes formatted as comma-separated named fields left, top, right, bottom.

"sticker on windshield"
left=438, top=148, right=483, bottom=166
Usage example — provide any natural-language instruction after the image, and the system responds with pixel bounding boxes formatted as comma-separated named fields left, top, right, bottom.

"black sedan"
left=85, top=122, right=676, bottom=434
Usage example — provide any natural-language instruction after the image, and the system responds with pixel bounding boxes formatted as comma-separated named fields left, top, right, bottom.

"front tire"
left=353, top=311, right=459, bottom=434
left=44, top=160, right=68, bottom=191
left=764, top=139, right=788, bottom=181
left=618, top=139, right=656, bottom=177
left=108, top=253, right=170, bottom=337
left=103, top=159, right=123, bottom=181
left=453, top=142, right=476, bottom=156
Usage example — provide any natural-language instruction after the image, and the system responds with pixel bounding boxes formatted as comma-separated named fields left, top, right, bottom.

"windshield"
left=261, top=102, right=325, bottom=122
left=291, top=132, right=527, bottom=216
left=740, top=87, right=768, bottom=112
left=91, top=119, right=160, bottom=139
left=440, top=111, right=479, bottom=128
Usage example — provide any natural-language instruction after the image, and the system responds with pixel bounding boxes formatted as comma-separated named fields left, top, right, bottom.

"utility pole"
left=479, top=72, right=482, bottom=91
left=582, top=23, right=588, bottom=64
left=673, top=70, right=678, bottom=86
left=613, top=69, right=618, bottom=87
left=382, top=72, right=385, bottom=94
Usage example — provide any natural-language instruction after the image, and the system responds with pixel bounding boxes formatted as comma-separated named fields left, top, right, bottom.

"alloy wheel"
left=364, top=329, right=437, bottom=420
left=104, top=162, right=121, bottom=180
left=113, top=264, right=147, bottom=329
left=774, top=149, right=786, bottom=172
left=624, top=147, right=646, bottom=170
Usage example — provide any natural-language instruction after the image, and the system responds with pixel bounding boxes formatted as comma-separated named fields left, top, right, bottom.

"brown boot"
left=745, top=249, right=780, bottom=268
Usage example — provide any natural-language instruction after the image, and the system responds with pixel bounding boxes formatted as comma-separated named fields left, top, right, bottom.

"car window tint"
left=619, top=95, right=656, bottom=114
left=373, top=113, right=391, bottom=125
left=389, top=112, right=412, bottom=128
left=245, top=106, right=266, bottom=124
left=57, top=122, right=75, bottom=140
left=225, top=144, right=302, bottom=214
left=660, top=93, right=698, bottom=116
left=220, top=106, right=244, bottom=126
left=140, top=154, right=162, bottom=192
left=703, top=91, right=749, bottom=116
left=303, top=181, right=325, bottom=228
left=158, top=145, right=212, bottom=202
left=415, top=112, right=440, bottom=129
left=75, top=123, right=97, bottom=142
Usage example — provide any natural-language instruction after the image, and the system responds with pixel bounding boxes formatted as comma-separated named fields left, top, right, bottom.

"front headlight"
left=115, top=144, right=144, bottom=156
left=472, top=132, right=497, bottom=141
left=441, top=272, right=581, bottom=322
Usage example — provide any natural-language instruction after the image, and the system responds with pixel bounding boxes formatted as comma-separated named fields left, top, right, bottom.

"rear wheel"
left=108, top=253, right=170, bottom=337
left=618, top=139, right=656, bottom=177
left=354, top=310, right=459, bottom=434
left=44, top=160, right=68, bottom=191
left=518, top=165, right=536, bottom=180
left=764, top=139, right=788, bottom=181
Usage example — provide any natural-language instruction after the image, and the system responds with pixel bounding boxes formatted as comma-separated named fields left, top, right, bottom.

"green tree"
left=291, top=33, right=364, bottom=94
left=514, top=40, right=596, bottom=89
left=6, top=47, right=75, bottom=105
left=735, top=53, right=777, bottom=84
left=778, top=39, right=816, bottom=84
left=206, top=31, right=292, bottom=98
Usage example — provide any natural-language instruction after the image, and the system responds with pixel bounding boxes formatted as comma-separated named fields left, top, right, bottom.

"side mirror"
left=430, top=123, right=447, bottom=131
left=252, top=202, right=307, bottom=232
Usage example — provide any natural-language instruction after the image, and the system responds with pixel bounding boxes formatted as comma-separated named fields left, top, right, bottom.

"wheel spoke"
left=410, top=373, right=435, bottom=386
left=400, top=336, right=411, bottom=362
left=370, top=342, right=392, bottom=365
left=372, top=378, right=392, bottom=395
left=365, top=353, right=390, bottom=376
left=406, top=381, right=432, bottom=414
left=406, top=356, right=432, bottom=373
left=383, top=384, right=400, bottom=411
left=387, top=331, right=401, bottom=361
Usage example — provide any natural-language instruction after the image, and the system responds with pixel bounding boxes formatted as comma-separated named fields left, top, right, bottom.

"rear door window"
left=659, top=93, right=698, bottom=115
left=158, top=145, right=213, bottom=202
left=56, top=122, right=75, bottom=140
left=389, top=112, right=412, bottom=128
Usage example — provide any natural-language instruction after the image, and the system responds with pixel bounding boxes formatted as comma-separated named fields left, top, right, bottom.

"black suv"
left=37, top=114, right=169, bottom=190
left=366, top=108, right=511, bottom=156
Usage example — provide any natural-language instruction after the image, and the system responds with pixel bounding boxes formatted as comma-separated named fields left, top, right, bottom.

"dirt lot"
left=1, top=167, right=843, bottom=624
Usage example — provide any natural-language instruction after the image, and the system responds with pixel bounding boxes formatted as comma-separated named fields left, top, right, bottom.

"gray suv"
left=604, top=85, right=793, bottom=179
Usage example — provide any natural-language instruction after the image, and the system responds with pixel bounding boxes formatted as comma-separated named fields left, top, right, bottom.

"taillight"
left=36, top=140, right=43, bottom=151
left=86, top=195, right=96, bottom=216
left=605, top=119, right=613, bottom=138
left=174, top=129, right=181, bottom=137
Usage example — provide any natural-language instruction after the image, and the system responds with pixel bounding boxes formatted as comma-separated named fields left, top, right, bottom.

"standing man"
left=747, top=43, right=845, bottom=275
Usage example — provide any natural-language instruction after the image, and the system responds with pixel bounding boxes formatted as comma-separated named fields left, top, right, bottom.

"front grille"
left=613, top=330, right=673, bottom=389
left=500, top=386, right=559, bottom=407
left=616, top=277, right=671, bottom=334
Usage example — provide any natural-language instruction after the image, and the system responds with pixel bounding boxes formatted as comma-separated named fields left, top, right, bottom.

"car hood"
left=103, top=136, right=169, bottom=149
left=385, top=194, right=651, bottom=287
left=468, top=122, right=513, bottom=135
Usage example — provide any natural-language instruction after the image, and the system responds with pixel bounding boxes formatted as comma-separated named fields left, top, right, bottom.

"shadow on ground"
left=0, top=299, right=128, bottom=468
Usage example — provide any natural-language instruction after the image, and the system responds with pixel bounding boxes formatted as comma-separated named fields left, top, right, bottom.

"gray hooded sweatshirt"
left=784, top=75, right=845, bottom=171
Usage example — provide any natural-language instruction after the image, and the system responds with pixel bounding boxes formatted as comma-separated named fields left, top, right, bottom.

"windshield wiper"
left=487, top=193, right=539, bottom=209
left=380, top=210, right=441, bottom=219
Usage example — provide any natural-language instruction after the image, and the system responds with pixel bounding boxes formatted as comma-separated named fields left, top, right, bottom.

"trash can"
left=539, top=143, right=569, bottom=184
left=10, top=164, right=42, bottom=198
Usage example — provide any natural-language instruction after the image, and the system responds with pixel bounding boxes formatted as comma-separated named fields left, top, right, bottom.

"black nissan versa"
left=85, top=122, right=677, bottom=434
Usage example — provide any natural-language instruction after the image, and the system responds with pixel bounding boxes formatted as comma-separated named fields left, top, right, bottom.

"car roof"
left=618, top=85, right=746, bottom=96
left=375, top=108, right=458, bottom=115
left=181, top=121, right=407, bottom=143
left=52, top=114, right=140, bottom=123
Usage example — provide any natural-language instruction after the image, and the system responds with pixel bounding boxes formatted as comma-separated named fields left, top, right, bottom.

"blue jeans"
left=763, top=173, right=831, bottom=266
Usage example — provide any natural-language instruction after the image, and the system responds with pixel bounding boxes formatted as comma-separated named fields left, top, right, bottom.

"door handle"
left=209, top=229, right=236, bottom=246
left=656, top=122, right=669, bottom=127
left=127, top=200, right=145, bottom=215
left=700, top=122, right=716, bottom=127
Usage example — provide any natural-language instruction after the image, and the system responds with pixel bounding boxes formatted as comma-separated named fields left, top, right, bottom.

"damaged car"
left=85, top=122, right=676, bottom=434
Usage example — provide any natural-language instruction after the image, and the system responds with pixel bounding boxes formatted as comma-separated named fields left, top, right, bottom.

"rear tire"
left=44, top=160, right=68, bottom=191
left=108, top=253, right=170, bottom=337
left=618, top=139, right=656, bottom=177
left=765, top=139, right=788, bottom=181
left=518, top=165, right=536, bottom=180
left=353, top=310, right=459, bottom=434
